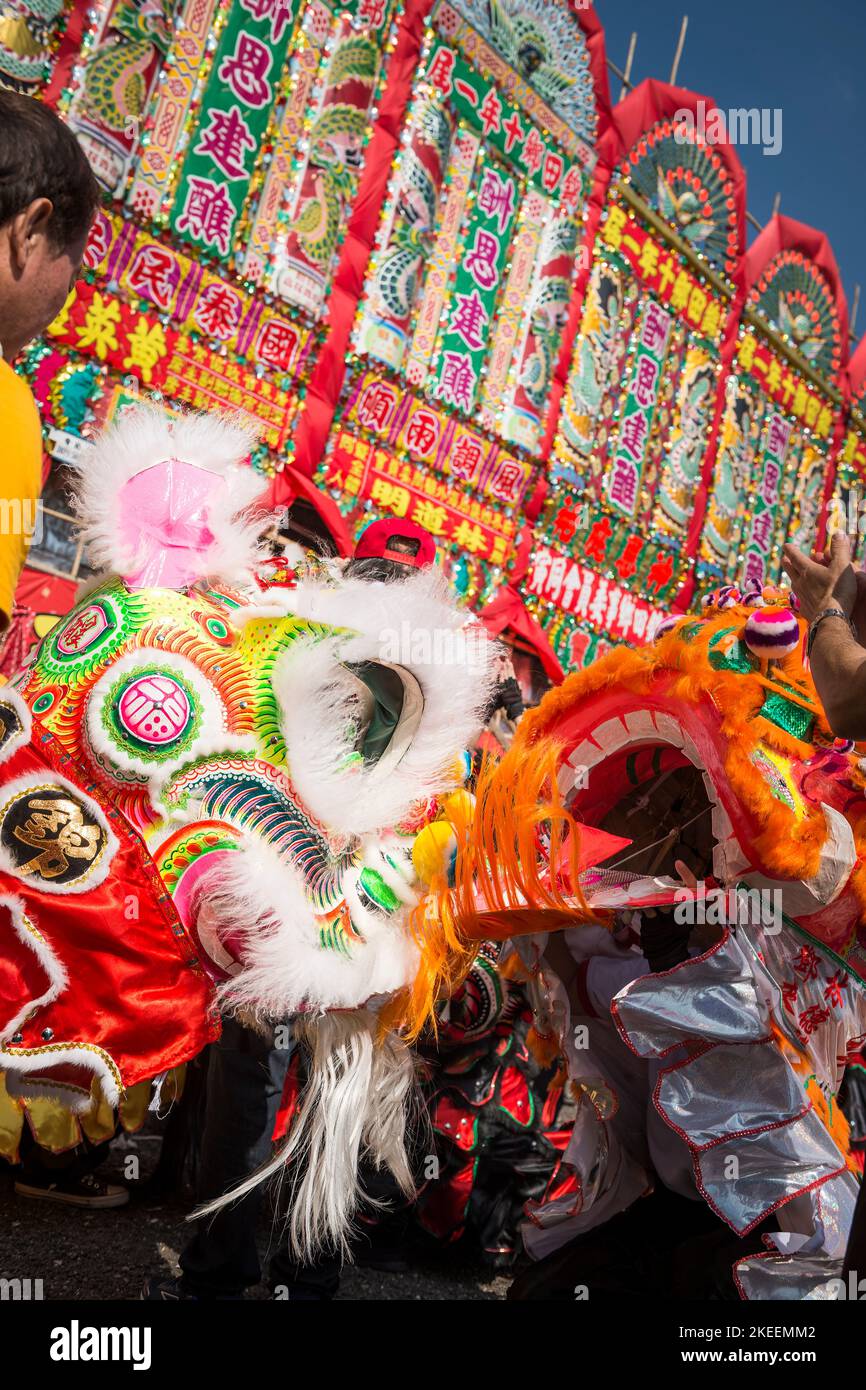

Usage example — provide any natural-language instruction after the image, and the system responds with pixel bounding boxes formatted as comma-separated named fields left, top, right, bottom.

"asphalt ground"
left=0, top=1133, right=509, bottom=1302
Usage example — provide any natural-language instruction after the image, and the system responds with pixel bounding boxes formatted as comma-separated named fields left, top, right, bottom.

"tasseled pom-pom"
left=701, top=584, right=741, bottom=611
left=744, top=606, right=800, bottom=660
left=654, top=614, right=680, bottom=641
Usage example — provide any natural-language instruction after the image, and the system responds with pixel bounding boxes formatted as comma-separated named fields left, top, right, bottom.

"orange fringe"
left=516, top=607, right=851, bottom=893
left=385, top=600, right=866, bottom=1041
left=526, top=1024, right=563, bottom=1068
left=390, top=736, right=600, bottom=1042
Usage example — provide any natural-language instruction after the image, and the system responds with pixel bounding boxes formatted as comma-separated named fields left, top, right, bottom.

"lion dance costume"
left=438, top=586, right=866, bottom=1299
left=0, top=404, right=496, bottom=1255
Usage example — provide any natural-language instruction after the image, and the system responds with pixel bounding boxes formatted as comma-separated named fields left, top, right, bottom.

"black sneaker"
left=141, top=1276, right=244, bottom=1301
left=14, top=1172, right=129, bottom=1209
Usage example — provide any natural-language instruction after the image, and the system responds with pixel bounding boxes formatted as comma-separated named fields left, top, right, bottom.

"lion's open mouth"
left=554, top=701, right=734, bottom=897
left=550, top=695, right=858, bottom=937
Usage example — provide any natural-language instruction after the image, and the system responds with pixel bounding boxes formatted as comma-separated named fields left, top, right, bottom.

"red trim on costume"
left=610, top=929, right=849, bottom=1237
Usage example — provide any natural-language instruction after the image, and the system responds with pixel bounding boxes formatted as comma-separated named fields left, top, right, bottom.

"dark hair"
left=343, top=555, right=411, bottom=584
left=0, top=91, right=100, bottom=251
left=279, top=498, right=338, bottom=558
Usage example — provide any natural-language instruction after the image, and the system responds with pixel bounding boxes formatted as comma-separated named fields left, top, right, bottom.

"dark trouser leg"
left=267, top=1157, right=412, bottom=1298
left=179, top=1016, right=292, bottom=1298
left=18, top=1127, right=112, bottom=1181
left=844, top=1170, right=866, bottom=1283
left=268, top=1248, right=343, bottom=1301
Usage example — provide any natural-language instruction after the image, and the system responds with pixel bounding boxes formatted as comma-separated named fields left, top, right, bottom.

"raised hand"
left=783, top=531, right=857, bottom=624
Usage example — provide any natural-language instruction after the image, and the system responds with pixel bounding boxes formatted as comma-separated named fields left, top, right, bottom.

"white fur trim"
left=199, top=836, right=420, bottom=1016
left=0, top=688, right=31, bottom=764
left=274, top=566, right=496, bottom=837
left=84, top=647, right=255, bottom=805
left=0, top=770, right=119, bottom=895
left=70, top=402, right=269, bottom=587
left=1, top=1043, right=121, bottom=1110
left=0, top=895, right=67, bottom=1042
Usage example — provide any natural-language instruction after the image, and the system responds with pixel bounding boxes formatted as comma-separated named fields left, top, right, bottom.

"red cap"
left=353, top=518, right=436, bottom=570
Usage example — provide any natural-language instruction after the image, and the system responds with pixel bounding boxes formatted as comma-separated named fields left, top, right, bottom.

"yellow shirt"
left=0, top=357, right=42, bottom=625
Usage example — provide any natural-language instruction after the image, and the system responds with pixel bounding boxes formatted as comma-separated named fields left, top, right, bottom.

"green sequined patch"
left=707, top=627, right=756, bottom=674
left=759, top=692, right=814, bottom=742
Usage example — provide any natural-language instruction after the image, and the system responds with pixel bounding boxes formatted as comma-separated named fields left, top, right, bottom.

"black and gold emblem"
left=0, top=785, right=108, bottom=887
left=0, top=697, right=26, bottom=757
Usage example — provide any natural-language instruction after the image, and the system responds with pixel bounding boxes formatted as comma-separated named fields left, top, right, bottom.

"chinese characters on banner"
left=344, top=371, right=533, bottom=506
left=46, top=281, right=177, bottom=387
left=526, top=544, right=663, bottom=646
left=45, top=281, right=297, bottom=449
left=170, top=0, right=299, bottom=260
left=605, top=300, right=672, bottom=515
left=434, top=161, right=517, bottom=413
left=323, top=430, right=518, bottom=565
left=712, top=377, right=833, bottom=595
left=426, top=40, right=583, bottom=202
left=535, top=158, right=738, bottom=651
left=735, top=331, right=834, bottom=438
left=84, top=208, right=310, bottom=377
left=600, top=205, right=726, bottom=345
left=741, top=413, right=791, bottom=590
left=431, top=0, right=597, bottom=172
left=697, top=258, right=843, bottom=595
left=549, top=496, right=679, bottom=602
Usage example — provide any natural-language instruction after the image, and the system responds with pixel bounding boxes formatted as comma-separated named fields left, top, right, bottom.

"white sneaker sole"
left=14, top=1181, right=130, bottom=1209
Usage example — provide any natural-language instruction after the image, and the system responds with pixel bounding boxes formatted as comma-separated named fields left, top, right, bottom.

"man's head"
left=345, top=518, right=437, bottom=582
left=0, top=92, right=100, bottom=360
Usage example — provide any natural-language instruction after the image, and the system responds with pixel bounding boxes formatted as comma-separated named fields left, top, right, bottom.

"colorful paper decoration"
left=322, top=427, right=518, bottom=566
left=65, top=0, right=173, bottom=194
left=353, top=0, right=595, bottom=459
left=271, top=12, right=382, bottom=313
left=14, top=3, right=863, bottom=684
left=525, top=83, right=749, bottom=657
left=169, top=0, right=299, bottom=259
left=0, top=0, right=71, bottom=94
left=127, top=0, right=220, bottom=219
left=321, top=0, right=610, bottom=586
left=698, top=216, right=847, bottom=594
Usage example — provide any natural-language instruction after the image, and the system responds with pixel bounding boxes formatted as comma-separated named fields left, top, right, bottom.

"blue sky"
left=596, top=0, right=866, bottom=343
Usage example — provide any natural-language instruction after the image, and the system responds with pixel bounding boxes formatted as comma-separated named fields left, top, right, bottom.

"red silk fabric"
left=0, top=718, right=219, bottom=1097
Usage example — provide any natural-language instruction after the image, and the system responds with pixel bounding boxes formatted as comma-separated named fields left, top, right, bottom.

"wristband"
left=807, top=607, right=855, bottom=659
